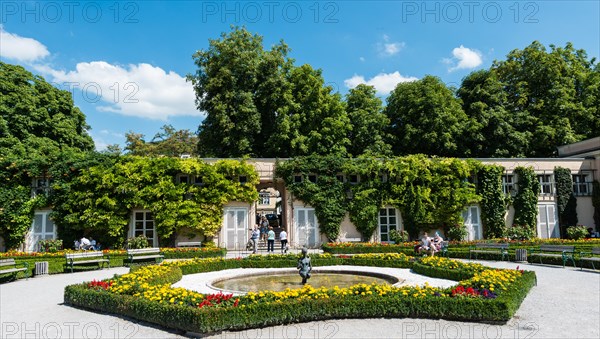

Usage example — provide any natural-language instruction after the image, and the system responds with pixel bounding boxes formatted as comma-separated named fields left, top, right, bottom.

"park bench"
left=0, top=259, right=29, bottom=280
left=529, top=245, right=576, bottom=268
left=176, top=241, right=202, bottom=248
left=469, top=243, right=509, bottom=261
left=65, top=251, right=110, bottom=273
left=126, top=248, right=164, bottom=266
left=579, top=247, right=600, bottom=270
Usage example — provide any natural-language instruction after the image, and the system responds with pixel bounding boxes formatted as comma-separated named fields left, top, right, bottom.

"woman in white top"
left=279, top=230, right=288, bottom=253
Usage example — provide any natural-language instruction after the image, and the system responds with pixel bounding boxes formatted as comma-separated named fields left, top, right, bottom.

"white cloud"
left=377, top=34, right=405, bottom=57
left=344, top=72, right=418, bottom=95
left=445, top=45, right=483, bottom=72
left=0, top=27, right=49, bottom=62
left=359, top=56, right=365, bottom=62
left=35, top=61, right=200, bottom=120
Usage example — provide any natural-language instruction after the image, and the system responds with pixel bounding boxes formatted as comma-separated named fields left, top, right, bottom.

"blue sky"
left=1, top=1, right=599, bottom=150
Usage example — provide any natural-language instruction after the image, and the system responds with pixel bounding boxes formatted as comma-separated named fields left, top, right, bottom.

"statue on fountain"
left=297, top=246, right=312, bottom=284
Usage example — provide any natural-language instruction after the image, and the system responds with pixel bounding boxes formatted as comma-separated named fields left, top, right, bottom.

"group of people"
left=248, top=224, right=288, bottom=254
left=416, top=231, right=444, bottom=256
left=73, top=236, right=101, bottom=251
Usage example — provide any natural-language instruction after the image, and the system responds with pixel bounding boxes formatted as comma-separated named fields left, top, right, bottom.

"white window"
left=295, top=208, right=319, bottom=248
left=502, top=175, right=516, bottom=195
left=348, top=174, right=360, bottom=185
left=293, top=174, right=303, bottom=183
left=537, top=204, right=559, bottom=238
left=572, top=174, right=591, bottom=196
left=193, top=175, right=204, bottom=186
left=379, top=208, right=399, bottom=242
left=223, top=208, right=248, bottom=250
left=462, top=206, right=482, bottom=241
left=537, top=174, right=553, bottom=195
left=26, top=211, right=56, bottom=252
left=307, top=174, right=318, bottom=183
left=132, top=211, right=157, bottom=246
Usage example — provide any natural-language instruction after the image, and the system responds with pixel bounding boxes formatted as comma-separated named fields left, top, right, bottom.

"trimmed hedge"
left=64, top=256, right=537, bottom=334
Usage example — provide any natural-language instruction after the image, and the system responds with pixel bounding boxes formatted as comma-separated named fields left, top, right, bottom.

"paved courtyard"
left=1, top=259, right=598, bottom=339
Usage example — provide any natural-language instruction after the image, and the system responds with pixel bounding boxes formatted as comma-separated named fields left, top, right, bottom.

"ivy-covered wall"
left=0, top=153, right=259, bottom=250
left=554, top=167, right=578, bottom=236
left=276, top=155, right=482, bottom=240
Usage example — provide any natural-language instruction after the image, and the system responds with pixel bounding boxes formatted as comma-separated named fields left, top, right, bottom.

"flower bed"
left=64, top=254, right=536, bottom=334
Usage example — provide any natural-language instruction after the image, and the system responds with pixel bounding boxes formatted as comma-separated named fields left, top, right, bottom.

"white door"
left=537, top=204, right=559, bottom=238
left=132, top=211, right=157, bottom=247
left=27, top=211, right=55, bottom=252
left=295, top=208, right=319, bottom=248
left=379, top=208, right=399, bottom=242
left=462, top=206, right=482, bottom=241
left=223, top=208, right=248, bottom=250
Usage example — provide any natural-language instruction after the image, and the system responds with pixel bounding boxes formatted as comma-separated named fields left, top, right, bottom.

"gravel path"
left=1, top=261, right=598, bottom=338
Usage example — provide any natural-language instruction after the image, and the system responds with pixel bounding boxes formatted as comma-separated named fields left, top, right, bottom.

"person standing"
left=279, top=229, right=288, bottom=253
left=267, top=227, right=275, bottom=254
left=250, top=225, right=260, bottom=254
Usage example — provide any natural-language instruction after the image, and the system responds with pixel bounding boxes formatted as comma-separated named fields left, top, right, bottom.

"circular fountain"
left=210, top=268, right=402, bottom=294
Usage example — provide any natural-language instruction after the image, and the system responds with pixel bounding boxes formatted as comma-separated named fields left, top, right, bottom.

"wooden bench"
left=65, top=251, right=110, bottom=273
left=176, top=241, right=202, bottom=248
left=529, top=245, right=576, bottom=267
left=469, top=243, right=509, bottom=261
left=126, top=248, right=164, bottom=266
left=579, top=247, right=600, bottom=270
left=0, top=259, right=29, bottom=280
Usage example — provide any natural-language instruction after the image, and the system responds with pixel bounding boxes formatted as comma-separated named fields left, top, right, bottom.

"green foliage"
left=277, top=155, right=480, bottom=241
left=446, top=225, right=468, bottom=241
left=38, top=239, right=63, bottom=252
left=512, top=167, right=540, bottom=230
left=124, top=125, right=198, bottom=157
left=126, top=235, right=150, bottom=249
left=345, top=84, right=391, bottom=157
left=385, top=76, right=466, bottom=157
left=389, top=229, right=409, bottom=243
left=477, top=165, right=508, bottom=238
left=505, top=224, right=536, bottom=241
left=49, top=156, right=259, bottom=248
left=566, top=225, right=588, bottom=240
left=492, top=41, right=599, bottom=156
left=554, top=167, right=578, bottom=237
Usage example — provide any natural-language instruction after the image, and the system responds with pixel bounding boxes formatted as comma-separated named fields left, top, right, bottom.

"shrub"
left=566, top=225, right=588, bottom=240
left=446, top=224, right=467, bottom=241
left=126, top=235, right=149, bottom=249
left=38, top=239, right=63, bottom=252
left=389, top=229, right=409, bottom=243
left=505, top=224, right=536, bottom=240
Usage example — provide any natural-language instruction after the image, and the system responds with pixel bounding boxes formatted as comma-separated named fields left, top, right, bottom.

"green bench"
left=0, top=259, right=29, bottom=280
left=469, top=243, right=509, bottom=261
left=529, top=245, right=576, bottom=268
left=579, top=247, right=600, bottom=270
left=126, top=248, right=164, bottom=266
left=65, top=251, right=110, bottom=273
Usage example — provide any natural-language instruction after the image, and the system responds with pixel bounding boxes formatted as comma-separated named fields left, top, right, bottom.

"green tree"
left=0, top=62, right=94, bottom=153
left=457, top=70, right=532, bottom=157
left=345, top=84, right=391, bottom=157
left=124, top=125, right=198, bottom=157
left=385, top=76, right=466, bottom=157
left=268, top=64, right=350, bottom=157
left=189, top=27, right=293, bottom=157
left=492, top=41, right=599, bottom=156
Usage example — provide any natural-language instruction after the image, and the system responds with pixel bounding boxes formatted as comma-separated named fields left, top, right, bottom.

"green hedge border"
left=64, top=256, right=536, bottom=334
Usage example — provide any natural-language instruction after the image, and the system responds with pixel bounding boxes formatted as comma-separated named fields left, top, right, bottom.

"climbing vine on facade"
left=276, top=155, right=482, bottom=240
left=512, top=166, right=540, bottom=232
left=477, top=165, right=508, bottom=238
left=554, top=167, right=578, bottom=237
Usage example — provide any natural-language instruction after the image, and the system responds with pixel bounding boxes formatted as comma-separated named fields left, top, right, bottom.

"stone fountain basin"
left=171, top=266, right=457, bottom=296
